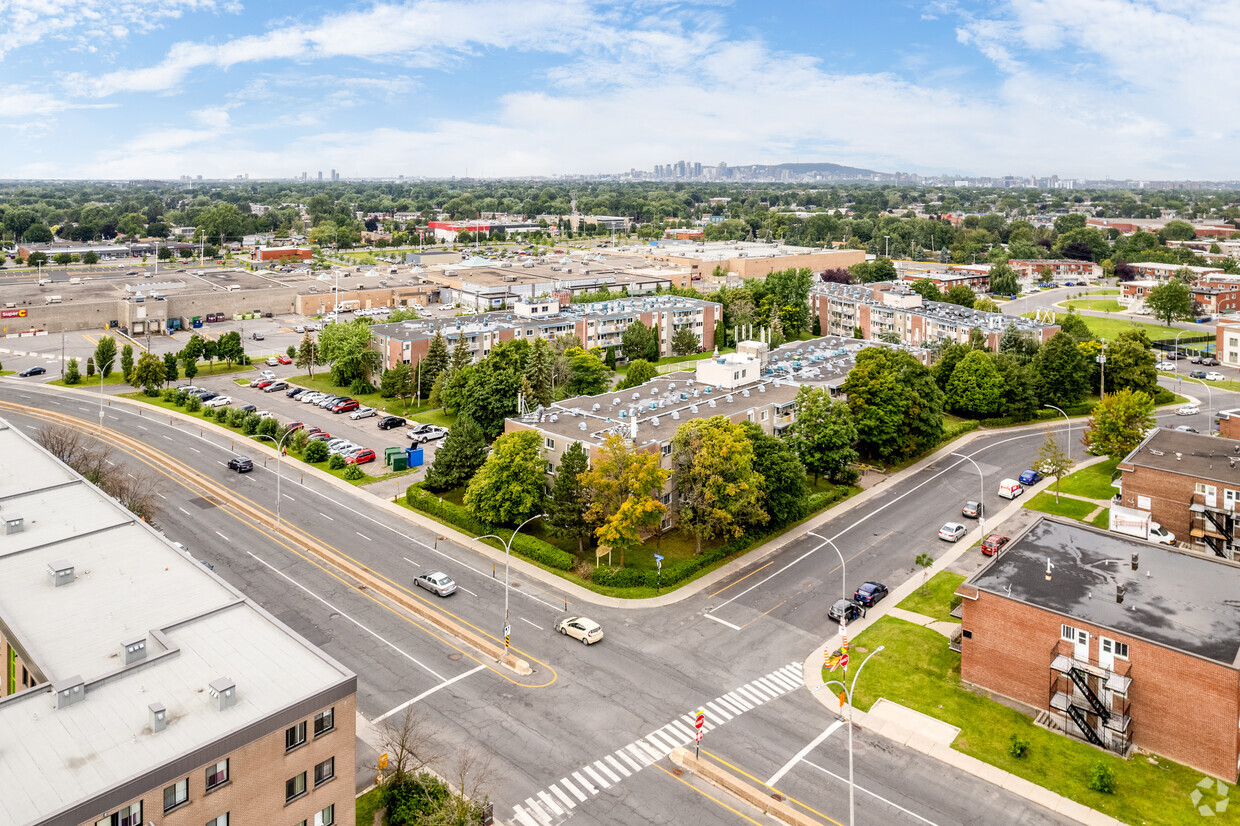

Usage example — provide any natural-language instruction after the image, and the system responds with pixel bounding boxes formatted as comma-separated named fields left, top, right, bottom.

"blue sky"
left=2, top=0, right=1238, bottom=180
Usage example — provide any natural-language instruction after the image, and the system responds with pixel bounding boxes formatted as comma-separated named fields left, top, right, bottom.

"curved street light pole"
left=950, top=452, right=986, bottom=537
left=1183, top=375, right=1214, bottom=428
left=807, top=531, right=847, bottom=609
left=252, top=428, right=296, bottom=529
left=1044, top=404, right=1070, bottom=455
left=815, top=645, right=886, bottom=826
left=475, top=513, right=545, bottom=658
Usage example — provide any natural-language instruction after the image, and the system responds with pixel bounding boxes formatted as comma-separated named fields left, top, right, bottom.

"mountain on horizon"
left=732, top=161, right=885, bottom=178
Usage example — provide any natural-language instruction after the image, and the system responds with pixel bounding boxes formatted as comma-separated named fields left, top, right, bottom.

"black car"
left=238, top=403, right=257, bottom=413
left=227, top=456, right=253, bottom=473
left=962, top=500, right=983, bottom=519
left=827, top=599, right=865, bottom=624
left=196, top=390, right=218, bottom=401
left=286, top=387, right=306, bottom=398
left=1190, top=369, right=1207, bottom=379
left=18, top=366, right=46, bottom=377
left=1189, top=355, right=1203, bottom=364
left=853, top=581, right=889, bottom=607
left=1202, top=357, right=1220, bottom=366
left=378, top=415, right=407, bottom=430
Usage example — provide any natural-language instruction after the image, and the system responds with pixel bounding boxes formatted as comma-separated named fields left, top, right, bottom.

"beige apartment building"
left=640, top=241, right=864, bottom=279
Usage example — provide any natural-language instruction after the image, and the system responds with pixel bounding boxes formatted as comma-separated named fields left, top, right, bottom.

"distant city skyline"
left=4, top=1, right=1237, bottom=181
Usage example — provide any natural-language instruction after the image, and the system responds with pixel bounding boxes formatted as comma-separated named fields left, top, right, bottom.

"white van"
left=998, top=479, right=1024, bottom=500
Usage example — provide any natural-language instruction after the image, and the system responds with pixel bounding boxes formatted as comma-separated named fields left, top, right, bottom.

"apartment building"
left=1115, top=427, right=1240, bottom=560
left=0, top=420, right=356, bottom=826
left=419, top=259, right=678, bottom=311
left=1009, top=260, right=1102, bottom=284
left=1127, top=262, right=1224, bottom=281
left=811, top=281, right=1059, bottom=351
left=957, top=517, right=1240, bottom=781
left=898, top=266, right=990, bottom=292
left=369, top=295, right=720, bottom=371
left=1217, top=319, right=1240, bottom=367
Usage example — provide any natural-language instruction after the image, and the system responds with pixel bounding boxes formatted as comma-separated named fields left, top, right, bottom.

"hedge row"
left=403, top=486, right=575, bottom=571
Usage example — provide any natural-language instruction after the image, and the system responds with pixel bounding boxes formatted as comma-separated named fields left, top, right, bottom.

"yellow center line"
left=700, top=749, right=843, bottom=826
left=708, top=558, right=776, bottom=598
left=741, top=599, right=786, bottom=629
left=651, top=763, right=766, bottom=826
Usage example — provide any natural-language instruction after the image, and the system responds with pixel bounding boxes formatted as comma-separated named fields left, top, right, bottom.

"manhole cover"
left=671, top=768, right=683, bottom=777
left=511, top=582, right=521, bottom=589
left=188, top=496, right=218, bottom=510
left=449, top=653, right=462, bottom=661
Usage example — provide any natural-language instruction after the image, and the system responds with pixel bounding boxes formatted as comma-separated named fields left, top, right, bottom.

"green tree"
left=320, top=321, right=379, bottom=384
left=181, top=334, right=205, bottom=364
left=86, top=356, right=95, bottom=377
left=1056, top=311, right=1094, bottom=343
left=94, top=336, right=117, bottom=378
left=1144, top=279, right=1193, bottom=327
left=945, top=351, right=1006, bottom=417
left=547, top=441, right=590, bottom=553
left=459, top=362, right=521, bottom=440
left=131, top=351, right=166, bottom=395
left=909, top=279, right=942, bottom=302
left=419, top=331, right=450, bottom=398
left=616, top=359, right=658, bottom=391
left=566, top=347, right=609, bottom=396
left=183, top=357, right=199, bottom=381
left=582, top=433, right=670, bottom=565
left=841, top=347, right=945, bottom=463
left=786, top=386, right=858, bottom=483
left=769, top=312, right=786, bottom=348
left=163, top=352, right=178, bottom=384
left=464, top=430, right=546, bottom=526
left=53, top=252, right=72, bottom=265
left=450, top=335, right=472, bottom=371
left=604, top=346, right=617, bottom=370
left=944, top=285, right=976, bottom=308
left=973, top=296, right=1000, bottom=313
left=931, top=343, right=970, bottom=391
left=380, top=364, right=414, bottom=406
left=671, top=416, right=767, bottom=554
left=216, top=331, right=244, bottom=367
left=989, top=262, right=1019, bottom=295
left=82, top=251, right=99, bottom=265
left=1036, top=427, right=1076, bottom=502
left=296, top=333, right=322, bottom=378
left=202, top=338, right=219, bottom=370
left=1082, top=389, right=1155, bottom=459
left=523, top=337, right=555, bottom=409
left=120, top=344, right=134, bottom=382
left=423, top=415, right=489, bottom=491
left=1098, top=329, right=1157, bottom=396
left=994, top=354, right=1039, bottom=421
left=1033, top=331, right=1090, bottom=407
left=304, top=439, right=329, bottom=463
left=671, top=325, right=700, bottom=356
left=998, top=323, right=1039, bottom=358
left=63, top=357, right=81, bottom=385
left=621, top=321, right=659, bottom=362
left=26, top=251, right=49, bottom=267
left=1159, top=220, right=1197, bottom=242
left=741, top=421, right=810, bottom=527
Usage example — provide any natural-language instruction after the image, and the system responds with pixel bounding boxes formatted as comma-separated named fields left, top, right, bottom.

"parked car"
left=1202, top=357, right=1220, bottom=366
left=286, top=387, right=306, bottom=398
left=853, top=581, right=889, bottom=607
left=345, top=448, right=376, bottom=465
left=1206, top=372, right=1225, bottom=381
left=408, top=423, right=449, bottom=443
left=205, top=396, right=232, bottom=408
left=196, top=390, right=218, bottom=402
left=1018, top=468, right=1043, bottom=486
left=266, top=356, right=279, bottom=366
left=293, top=325, right=305, bottom=333
left=998, top=479, right=1024, bottom=499
left=277, top=354, right=293, bottom=364
left=1177, top=404, right=1200, bottom=416
left=254, top=379, right=276, bottom=390
left=252, top=332, right=265, bottom=341
left=17, top=366, right=46, bottom=377
left=962, top=500, right=983, bottom=519
left=1168, top=351, right=1185, bottom=360
left=415, top=570, right=457, bottom=597
left=377, top=415, right=406, bottom=430
left=238, top=403, right=257, bottom=413
left=264, top=381, right=288, bottom=393
left=317, top=396, right=342, bottom=409
left=556, top=616, right=604, bottom=644
left=1174, top=425, right=1199, bottom=433
left=980, top=533, right=1011, bottom=556
left=331, top=399, right=360, bottom=414
left=227, top=456, right=253, bottom=473
left=1189, top=355, right=1203, bottom=364
left=259, top=370, right=276, bottom=380
left=306, top=432, right=331, bottom=442
left=1155, top=361, right=1177, bottom=371
left=827, top=599, right=865, bottom=624
left=939, top=522, right=968, bottom=542
left=326, top=438, right=355, bottom=452
left=1190, top=369, right=1208, bottom=379
left=285, top=421, right=304, bottom=432
left=349, top=406, right=377, bottom=420
left=301, top=392, right=324, bottom=404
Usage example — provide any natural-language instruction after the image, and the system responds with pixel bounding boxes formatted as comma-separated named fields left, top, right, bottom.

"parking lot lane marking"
left=215, top=531, right=229, bottom=542
left=703, top=613, right=742, bottom=631
left=356, top=531, right=371, bottom=541
left=179, top=507, right=191, bottom=516
left=189, top=447, right=201, bottom=453
left=373, top=663, right=485, bottom=723
left=766, top=721, right=844, bottom=787
left=801, top=758, right=939, bottom=825
left=401, top=556, right=421, bottom=567
left=520, top=617, right=543, bottom=630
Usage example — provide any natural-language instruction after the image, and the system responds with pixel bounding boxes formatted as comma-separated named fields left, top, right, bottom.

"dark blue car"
left=1018, top=468, right=1042, bottom=486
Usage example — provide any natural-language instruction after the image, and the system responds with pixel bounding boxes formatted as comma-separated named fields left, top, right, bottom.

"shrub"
left=328, top=453, right=346, bottom=470
left=351, top=378, right=376, bottom=395
left=1088, top=760, right=1116, bottom=794
left=201, top=405, right=216, bottom=419
left=185, top=395, right=202, bottom=413
left=63, top=358, right=81, bottom=385
left=241, top=412, right=261, bottom=435
left=289, top=427, right=309, bottom=453
left=143, top=386, right=161, bottom=397
left=343, top=464, right=365, bottom=480
left=303, top=440, right=329, bottom=462
left=1008, top=734, right=1029, bottom=758
left=162, top=388, right=178, bottom=402
left=257, top=417, right=280, bottom=439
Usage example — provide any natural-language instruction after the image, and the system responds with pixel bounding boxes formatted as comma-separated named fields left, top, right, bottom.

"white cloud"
left=0, top=86, right=115, bottom=118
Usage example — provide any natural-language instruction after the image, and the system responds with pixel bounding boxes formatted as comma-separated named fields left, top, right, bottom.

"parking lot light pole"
left=1044, top=404, right=1070, bottom=456
left=474, top=513, right=545, bottom=658
left=814, top=645, right=885, bottom=826
left=1183, top=375, right=1214, bottom=425
left=951, top=452, right=986, bottom=537
left=252, top=429, right=296, bottom=529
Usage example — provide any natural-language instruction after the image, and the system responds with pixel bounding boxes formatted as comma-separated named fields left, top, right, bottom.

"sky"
left=2, top=0, right=1238, bottom=181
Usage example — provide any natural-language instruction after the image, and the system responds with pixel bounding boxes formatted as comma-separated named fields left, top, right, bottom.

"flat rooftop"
left=964, top=517, right=1240, bottom=665
left=0, top=420, right=354, bottom=825
left=1118, top=427, right=1240, bottom=488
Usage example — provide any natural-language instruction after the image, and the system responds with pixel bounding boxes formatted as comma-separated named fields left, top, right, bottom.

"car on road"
left=939, top=522, right=968, bottom=542
left=277, top=354, right=292, bottom=364
left=377, top=415, right=406, bottom=430
left=345, top=448, right=376, bottom=465
left=264, top=381, right=288, bottom=393
left=1207, top=371, right=1225, bottom=381
left=1190, top=369, right=1207, bottom=379
left=205, top=396, right=232, bottom=408
left=962, top=500, right=983, bottom=519
left=998, top=479, right=1024, bottom=499
left=981, top=533, right=1011, bottom=556
left=1174, top=425, right=1199, bottom=433
left=17, top=366, right=46, bottom=377
left=349, top=406, right=377, bottom=420
left=259, top=370, right=276, bottom=380
left=556, top=616, right=604, bottom=644
left=1156, top=360, right=1176, bottom=371
left=408, top=423, right=449, bottom=443
left=1177, top=404, right=1200, bottom=416
left=331, top=399, right=360, bottom=414
left=1018, top=468, right=1042, bottom=486
left=1168, top=351, right=1185, bottom=360
left=227, top=456, right=253, bottom=473
left=293, top=325, right=305, bottom=334
left=827, top=599, right=865, bottom=624
left=853, top=581, right=889, bottom=607
left=415, top=570, right=457, bottom=597
left=252, top=332, right=265, bottom=341
left=266, top=356, right=278, bottom=366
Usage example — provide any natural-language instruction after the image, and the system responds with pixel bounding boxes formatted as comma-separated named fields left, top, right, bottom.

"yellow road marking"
left=708, top=558, right=776, bottom=599
left=651, top=763, right=766, bottom=826
left=700, top=749, right=842, bottom=826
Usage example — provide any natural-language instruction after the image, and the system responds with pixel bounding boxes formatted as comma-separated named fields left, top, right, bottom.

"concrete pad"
left=925, top=620, right=959, bottom=638
left=884, top=606, right=935, bottom=625
left=867, top=698, right=961, bottom=746
left=904, top=731, right=940, bottom=756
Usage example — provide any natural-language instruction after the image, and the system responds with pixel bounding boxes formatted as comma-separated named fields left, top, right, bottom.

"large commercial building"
left=636, top=241, right=865, bottom=280
left=0, top=419, right=357, bottom=826
left=956, top=517, right=1240, bottom=781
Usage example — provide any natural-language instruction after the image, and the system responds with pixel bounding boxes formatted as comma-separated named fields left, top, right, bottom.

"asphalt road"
left=7, top=379, right=1207, bottom=825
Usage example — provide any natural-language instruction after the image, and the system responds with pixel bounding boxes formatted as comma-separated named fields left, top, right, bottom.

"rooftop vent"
left=632, top=393, right=640, bottom=400
left=671, top=411, right=680, bottom=420
left=690, top=405, right=699, bottom=413
left=758, top=385, right=766, bottom=393
left=208, top=678, right=237, bottom=711
left=613, top=397, right=621, bottom=405
left=592, top=403, right=600, bottom=411
left=579, top=422, right=587, bottom=431
left=149, top=702, right=167, bottom=733
left=550, top=414, right=559, bottom=423
left=708, top=399, right=717, bottom=408
left=3, top=514, right=23, bottom=535
left=53, top=676, right=85, bottom=709
left=725, top=394, right=734, bottom=403
left=651, top=416, right=660, bottom=427
left=47, top=561, right=74, bottom=588
left=122, top=636, right=147, bottom=665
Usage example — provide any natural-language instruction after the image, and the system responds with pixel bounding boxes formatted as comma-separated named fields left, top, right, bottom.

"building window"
left=286, top=771, right=307, bottom=802
left=96, top=802, right=142, bottom=826
left=661, top=492, right=672, bottom=505
left=547, top=462, right=555, bottom=473
left=761, top=410, right=768, bottom=421
left=206, top=815, right=229, bottom=826
left=286, top=720, right=307, bottom=751
left=163, top=778, right=189, bottom=812
left=314, top=708, right=335, bottom=737
left=314, top=757, right=335, bottom=787
left=316, top=804, right=336, bottom=826
left=661, top=443, right=672, bottom=456
left=545, top=437, right=555, bottom=450
left=1112, top=641, right=1129, bottom=659
left=206, top=759, right=229, bottom=791
left=1060, top=624, right=1077, bottom=641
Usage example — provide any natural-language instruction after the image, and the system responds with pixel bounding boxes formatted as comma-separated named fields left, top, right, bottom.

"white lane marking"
left=604, top=754, right=631, bottom=778
left=283, top=494, right=295, bottom=501
left=559, top=777, right=586, bottom=802
left=137, top=425, right=147, bottom=430
left=457, top=585, right=479, bottom=597
left=179, top=507, right=191, bottom=516
left=549, top=783, right=575, bottom=809
left=594, top=759, right=621, bottom=784
left=766, top=721, right=845, bottom=787
left=373, top=664, right=487, bottom=724
left=703, top=613, right=742, bottom=631
left=319, top=511, right=334, bottom=520
left=156, top=492, right=166, bottom=500
left=248, top=551, right=445, bottom=680
left=616, top=749, right=642, bottom=772
left=402, top=556, right=420, bottom=567
left=163, top=434, right=173, bottom=441
left=520, top=617, right=543, bottom=630
left=356, top=531, right=371, bottom=541
left=189, top=447, right=201, bottom=453
left=582, top=764, right=610, bottom=789
left=571, top=770, right=597, bottom=795
left=215, top=531, right=229, bottom=542
left=802, top=758, right=941, bottom=825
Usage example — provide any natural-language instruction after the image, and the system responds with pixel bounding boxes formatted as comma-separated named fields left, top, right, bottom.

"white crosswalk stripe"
left=572, top=770, right=598, bottom=795
left=705, top=700, right=733, bottom=720
left=626, top=743, right=654, bottom=766
left=715, top=695, right=745, bottom=715
left=550, top=783, right=575, bottom=809
left=538, top=790, right=564, bottom=816
left=742, top=682, right=773, bottom=702
left=512, top=805, right=539, bottom=826
left=726, top=690, right=754, bottom=710
left=605, top=754, right=631, bottom=777
left=594, top=759, right=622, bottom=784
left=524, top=798, right=553, bottom=825
left=617, top=748, right=643, bottom=771
left=756, top=676, right=786, bottom=695
left=583, top=764, right=610, bottom=789
left=560, top=776, right=587, bottom=802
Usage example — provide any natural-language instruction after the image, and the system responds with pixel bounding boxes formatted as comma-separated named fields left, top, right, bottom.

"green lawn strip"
left=1056, top=457, right=1120, bottom=500
left=838, top=618, right=1229, bottom=826
left=895, top=571, right=966, bottom=622
left=1024, top=491, right=1098, bottom=521
left=1081, top=289, right=1120, bottom=296
left=1059, top=299, right=1124, bottom=312
left=284, top=373, right=434, bottom=419
left=50, top=361, right=247, bottom=388
left=0, top=370, right=13, bottom=377
left=1020, top=312, right=1182, bottom=341
left=355, top=786, right=384, bottom=826
left=1090, top=508, right=1110, bottom=529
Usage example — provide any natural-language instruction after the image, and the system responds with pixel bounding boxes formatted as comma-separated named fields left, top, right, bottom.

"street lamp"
left=951, top=452, right=986, bottom=536
left=97, top=354, right=114, bottom=432
left=252, top=428, right=297, bottom=529
left=807, top=531, right=847, bottom=608
left=1174, top=329, right=1188, bottom=367
left=813, top=645, right=886, bottom=826
left=1044, top=404, right=1070, bottom=455
left=474, top=513, right=545, bottom=658
left=1182, top=375, right=1214, bottom=426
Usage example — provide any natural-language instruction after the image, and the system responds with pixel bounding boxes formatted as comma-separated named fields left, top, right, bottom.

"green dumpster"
left=392, top=457, right=407, bottom=472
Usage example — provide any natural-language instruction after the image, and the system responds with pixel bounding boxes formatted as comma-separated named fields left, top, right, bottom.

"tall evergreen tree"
left=420, top=331, right=450, bottom=398
left=120, top=344, right=135, bottom=383
left=524, top=337, right=555, bottom=409
left=450, top=335, right=472, bottom=372
left=547, top=441, right=591, bottom=554
left=422, top=415, right=489, bottom=491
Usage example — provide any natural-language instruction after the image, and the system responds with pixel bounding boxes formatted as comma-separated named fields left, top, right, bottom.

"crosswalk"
left=509, top=661, right=804, bottom=826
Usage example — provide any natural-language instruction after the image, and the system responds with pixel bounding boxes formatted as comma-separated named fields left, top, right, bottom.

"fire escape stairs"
left=1065, top=704, right=1106, bottom=748
left=1068, top=666, right=1110, bottom=722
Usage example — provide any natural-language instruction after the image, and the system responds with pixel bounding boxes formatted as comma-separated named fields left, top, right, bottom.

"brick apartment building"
left=956, top=517, right=1240, bottom=780
left=899, top=267, right=990, bottom=293
left=1127, top=262, right=1224, bottom=282
left=1009, top=259, right=1102, bottom=284
left=1116, top=427, right=1240, bottom=560
left=253, top=246, right=313, bottom=262
left=0, top=420, right=356, bottom=826
left=1218, top=320, right=1240, bottom=368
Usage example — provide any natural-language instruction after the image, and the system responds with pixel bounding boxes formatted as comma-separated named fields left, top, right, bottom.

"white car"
left=301, top=392, right=324, bottom=404
left=938, top=522, right=967, bottom=542
left=266, top=357, right=279, bottom=366
left=259, top=370, right=276, bottom=380
left=1206, top=372, right=1225, bottom=381
left=556, top=616, right=604, bottom=645
left=1155, top=361, right=1176, bottom=371
left=1177, top=404, right=1200, bottom=416
left=349, top=406, right=377, bottom=420
left=293, top=325, right=305, bottom=333
left=204, top=396, right=232, bottom=408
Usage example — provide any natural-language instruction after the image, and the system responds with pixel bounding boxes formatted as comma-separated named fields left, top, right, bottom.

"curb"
left=668, top=747, right=821, bottom=826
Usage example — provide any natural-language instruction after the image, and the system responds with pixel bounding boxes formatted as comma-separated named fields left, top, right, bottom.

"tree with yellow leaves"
left=581, top=433, right=670, bottom=566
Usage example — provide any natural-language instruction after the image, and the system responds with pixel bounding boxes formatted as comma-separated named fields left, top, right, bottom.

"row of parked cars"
left=937, top=468, right=1048, bottom=556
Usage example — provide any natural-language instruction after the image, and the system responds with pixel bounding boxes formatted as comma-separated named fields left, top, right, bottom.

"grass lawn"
left=1020, top=312, right=1182, bottom=342
left=0, top=370, right=13, bottom=377
left=1081, top=289, right=1120, bottom=296
left=285, top=372, right=434, bottom=419
left=1090, top=508, right=1110, bottom=529
left=838, top=618, right=1235, bottom=826
left=1056, top=458, right=1120, bottom=500
left=50, top=361, right=246, bottom=388
left=1058, top=299, right=1124, bottom=312
left=896, top=571, right=966, bottom=622
left=356, top=786, right=384, bottom=826
left=1024, top=491, right=1098, bottom=521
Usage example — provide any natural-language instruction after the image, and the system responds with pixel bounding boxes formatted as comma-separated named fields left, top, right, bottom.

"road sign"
left=503, top=623, right=511, bottom=648
left=653, top=554, right=664, bottom=571
left=695, top=707, right=705, bottom=741
left=378, top=753, right=388, bottom=770
left=1097, top=354, right=1106, bottom=364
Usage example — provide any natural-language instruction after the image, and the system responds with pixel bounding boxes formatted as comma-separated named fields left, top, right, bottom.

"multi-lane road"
left=2, top=375, right=1226, bottom=825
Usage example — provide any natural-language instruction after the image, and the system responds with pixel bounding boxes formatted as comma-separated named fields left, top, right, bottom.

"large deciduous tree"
left=741, top=421, right=810, bottom=528
left=786, top=386, right=858, bottom=483
left=565, top=347, right=610, bottom=396
left=989, top=262, right=1019, bottom=296
left=621, top=321, right=659, bottom=362
left=616, top=359, right=658, bottom=391
left=295, top=333, right=322, bottom=378
left=131, top=351, right=166, bottom=395
left=523, top=337, right=555, bottom=409
left=945, top=350, right=1006, bottom=417
left=464, top=430, right=545, bottom=526
left=582, top=433, right=669, bottom=565
left=671, top=416, right=767, bottom=555
left=1033, top=331, right=1089, bottom=407
left=1145, top=280, right=1194, bottom=327
left=1082, top=389, right=1155, bottom=459
left=842, top=347, right=945, bottom=463
left=944, top=284, right=976, bottom=308
left=94, top=335, right=117, bottom=377
left=320, top=320, right=380, bottom=385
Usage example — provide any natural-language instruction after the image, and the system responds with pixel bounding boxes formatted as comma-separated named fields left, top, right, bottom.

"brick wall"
left=1115, top=463, right=1202, bottom=549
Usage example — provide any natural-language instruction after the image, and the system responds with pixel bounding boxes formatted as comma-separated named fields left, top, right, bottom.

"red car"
left=981, top=533, right=1011, bottom=556
left=345, top=448, right=376, bottom=465
left=276, top=354, right=292, bottom=364
left=254, top=379, right=276, bottom=390
left=284, top=421, right=304, bottom=433
left=331, top=399, right=360, bottom=414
